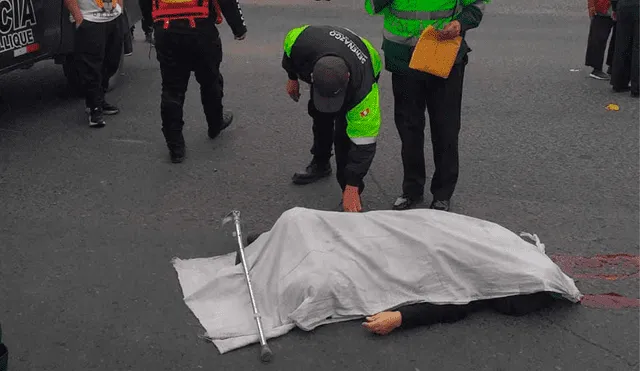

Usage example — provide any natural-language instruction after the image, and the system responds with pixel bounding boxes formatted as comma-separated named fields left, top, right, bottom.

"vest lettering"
left=329, top=29, right=368, bottom=65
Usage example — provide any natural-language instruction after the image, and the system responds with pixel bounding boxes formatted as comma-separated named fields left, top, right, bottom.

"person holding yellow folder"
left=365, top=0, right=490, bottom=212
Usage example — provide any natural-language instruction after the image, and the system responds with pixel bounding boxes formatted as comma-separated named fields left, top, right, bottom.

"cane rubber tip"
left=260, top=345, right=273, bottom=363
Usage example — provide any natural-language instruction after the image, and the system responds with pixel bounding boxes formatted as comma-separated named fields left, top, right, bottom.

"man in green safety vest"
left=282, top=25, right=382, bottom=212
left=366, top=0, right=490, bottom=212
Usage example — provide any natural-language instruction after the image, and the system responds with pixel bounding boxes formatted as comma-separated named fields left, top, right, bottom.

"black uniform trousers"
left=611, top=5, right=639, bottom=93
left=154, top=23, right=225, bottom=151
left=307, top=95, right=365, bottom=194
left=392, top=57, right=467, bottom=202
left=74, top=17, right=124, bottom=110
left=585, top=15, right=616, bottom=71
left=139, top=0, right=153, bottom=34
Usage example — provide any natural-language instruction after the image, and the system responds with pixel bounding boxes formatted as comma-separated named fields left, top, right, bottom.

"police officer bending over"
left=148, top=0, right=247, bottom=163
left=282, top=25, right=382, bottom=212
left=366, top=0, right=489, bottom=211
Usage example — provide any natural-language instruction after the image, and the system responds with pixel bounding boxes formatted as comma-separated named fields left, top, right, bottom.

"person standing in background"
left=147, top=0, right=247, bottom=163
left=585, top=0, right=616, bottom=80
left=139, top=0, right=155, bottom=43
left=365, top=0, right=490, bottom=212
left=610, top=0, right=639, bottom=97
left=64, top=0, right=124, bottom=128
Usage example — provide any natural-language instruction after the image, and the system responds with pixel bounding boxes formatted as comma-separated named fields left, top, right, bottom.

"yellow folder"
left=409, top=25, right=462, bottom=79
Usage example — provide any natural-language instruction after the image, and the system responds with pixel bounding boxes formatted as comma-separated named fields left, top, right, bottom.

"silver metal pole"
left=223, top=210, right=273, bottom=363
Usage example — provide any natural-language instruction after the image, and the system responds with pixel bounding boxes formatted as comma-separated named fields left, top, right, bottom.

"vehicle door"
left=0, top=0, right=62, bottom=74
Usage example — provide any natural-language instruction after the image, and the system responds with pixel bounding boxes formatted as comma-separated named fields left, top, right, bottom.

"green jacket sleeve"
left=282, top=25, right=310, bottom=80
left=456, top=0, right=490, bottom=33
left=343, top=83, right=382, bottom=187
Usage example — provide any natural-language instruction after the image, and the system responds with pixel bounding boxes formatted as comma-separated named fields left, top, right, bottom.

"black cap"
left=312, top=56, right=350, bottom=113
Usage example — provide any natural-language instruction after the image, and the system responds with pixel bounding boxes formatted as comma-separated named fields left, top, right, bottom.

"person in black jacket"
left=362, top=292, right=559, bottom=335
left=146, top=0, right=247, bottom=163
left=139, top=0, right=155, bottom=43
left=610, top=0, right=639, bottom=97
left=281, top=25, right=383, bottom=211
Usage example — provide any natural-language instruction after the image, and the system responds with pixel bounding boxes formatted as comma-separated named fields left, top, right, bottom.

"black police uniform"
left=146, top=0, right=247, bottom=163
left=282, top=26, right=381, bottom=190
left=610, top=0, right=639, bottom=96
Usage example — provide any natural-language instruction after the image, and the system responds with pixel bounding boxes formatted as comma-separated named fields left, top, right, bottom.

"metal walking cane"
left=222, top=210, right=273, bottom=363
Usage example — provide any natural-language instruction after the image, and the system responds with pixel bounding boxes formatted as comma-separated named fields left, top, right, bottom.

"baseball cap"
left=312, top=56, right=350, bottom=113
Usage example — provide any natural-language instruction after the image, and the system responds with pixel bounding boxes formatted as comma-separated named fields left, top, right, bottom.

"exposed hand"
left=74, top=15, right=84, bottom=28
left=437, top=20, right=461, bottom=40
left=234, top=32, right=246, bottom=40
left=612, top=11, right=617, bottom=21
left=362, top=312, right=402, bottom=335
left=342, top=185, right=362, bottom=212
left=286, top=79, right=300, bottom=102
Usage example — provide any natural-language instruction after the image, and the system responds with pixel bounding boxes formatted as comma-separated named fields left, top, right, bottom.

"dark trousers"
left=398, top=292, right=557, bottom=329
left=307, top=96, right=364, bottom=193
left=585, top=15, right=616, bottom=71
left=74, top=18, right=124, bottom=110
left=154, top=25, right=225, bottom=151
left=391, top=59, right=466, bottom=201
left=611, top=5, right=640, bottom=93
left=139, top=0, right=153, bottom=34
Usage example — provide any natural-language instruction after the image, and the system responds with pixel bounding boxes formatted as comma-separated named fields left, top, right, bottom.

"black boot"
left=292, top=158, right=332, bottom=185
left=392, top=194, right=423, bottom=210
left=429, top=199, right=451, bottom=211
left=170, top=146, right=185, bottom=163
left=208, top=111, right=233, bottom=139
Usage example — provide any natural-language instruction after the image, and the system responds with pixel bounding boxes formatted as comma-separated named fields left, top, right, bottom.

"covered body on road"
left=172, top=207, right=582, bottom=354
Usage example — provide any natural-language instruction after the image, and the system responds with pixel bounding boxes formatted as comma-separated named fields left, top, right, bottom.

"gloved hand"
left=342, top=185, right=361, bottom=212
left=362, top=311, right=402, bottom=335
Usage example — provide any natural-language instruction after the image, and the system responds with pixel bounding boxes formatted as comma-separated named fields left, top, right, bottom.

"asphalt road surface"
left=1, top=1, right=639, bottom=370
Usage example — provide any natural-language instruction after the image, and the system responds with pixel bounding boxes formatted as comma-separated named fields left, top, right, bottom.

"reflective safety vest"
left=365, top=0, right=469, bottom=47
left=152, top=0, right=222, bottom=29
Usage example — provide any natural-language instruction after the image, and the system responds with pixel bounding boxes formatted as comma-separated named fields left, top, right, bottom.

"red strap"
left=213, top=0, right=223, bottom=24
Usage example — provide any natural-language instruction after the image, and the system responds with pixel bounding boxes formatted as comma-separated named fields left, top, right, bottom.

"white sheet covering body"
left=172, top=207, right=582, bottom=354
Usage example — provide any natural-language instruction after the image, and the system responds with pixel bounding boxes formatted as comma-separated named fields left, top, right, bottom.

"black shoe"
left=613, top=86, right=631, bottom=93
left=103, top=102, right=119, bottom=115
left=631, top=91, right=639, bottom=98
left=429, top=199, right=450, bottom=211
left=292, top=160, right=332, bottom=185
left=89, top=108, right=106, bottom=128
left=208, top=111, right=233, bottom=139
left=589, top=69, right=609, bottom=80
left=170, top=147, right=185, bottom=163
left=392, top=194, right=424, bottom=210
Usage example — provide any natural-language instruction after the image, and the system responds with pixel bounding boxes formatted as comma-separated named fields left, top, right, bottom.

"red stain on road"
left=580, top=293, right=640, bottom=309
left=549, top=253, right=639, bottom=309
left=551, top=253, right=639, bottom=281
